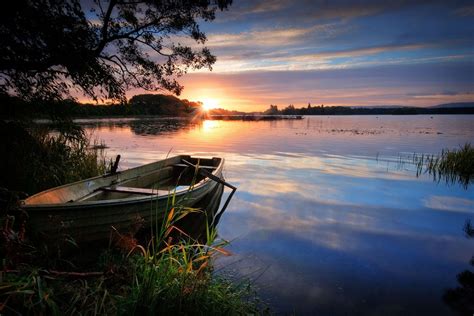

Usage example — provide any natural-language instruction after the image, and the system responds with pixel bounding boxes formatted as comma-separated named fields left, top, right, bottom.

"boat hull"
left=22, top=155, right=225, bottom=244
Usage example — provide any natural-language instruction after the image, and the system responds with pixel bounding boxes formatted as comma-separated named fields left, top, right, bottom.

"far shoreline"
left=27, top=112, right=474, bottom=125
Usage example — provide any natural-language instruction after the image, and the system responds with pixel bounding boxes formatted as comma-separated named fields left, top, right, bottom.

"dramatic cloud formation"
left=177, top=62, right=474, bottom=111
left=130, top=0, right=474, bottom=110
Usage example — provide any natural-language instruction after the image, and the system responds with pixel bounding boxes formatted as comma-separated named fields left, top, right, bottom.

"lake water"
left=81, top=115, right=474, bottom=315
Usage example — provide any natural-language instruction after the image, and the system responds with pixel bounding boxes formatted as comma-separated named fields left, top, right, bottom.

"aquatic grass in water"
left=414, top=143, right=474, bottom=188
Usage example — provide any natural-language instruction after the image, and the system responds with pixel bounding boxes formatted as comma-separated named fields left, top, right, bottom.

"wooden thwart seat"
left=99, top=186, right=169, bottom=196
left=173, top=163, right=216, bottom=170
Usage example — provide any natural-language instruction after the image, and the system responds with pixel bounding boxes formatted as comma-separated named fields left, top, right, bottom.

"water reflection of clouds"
left=80, top=117, right=474, bottom=314
left=226, top=153, right=474, bottom=214
left=232, top=153, right=420, bottom=182
left=225, top=194, right=465, bottom=254
left=231, top=163, right=411, bottom=210
left=221, top=205, right=471, bottom=304
left=424, top=195, right=474, bottom=214
left=218, top=203, right=468, bottom=314
left=216, top=251, right=336, bottom=313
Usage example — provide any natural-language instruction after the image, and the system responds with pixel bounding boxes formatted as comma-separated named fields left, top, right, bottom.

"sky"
left=165, top=0, right=474, bottom=111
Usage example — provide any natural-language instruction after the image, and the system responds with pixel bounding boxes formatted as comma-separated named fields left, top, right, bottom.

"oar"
left=181, top=159, right=237, bottom=217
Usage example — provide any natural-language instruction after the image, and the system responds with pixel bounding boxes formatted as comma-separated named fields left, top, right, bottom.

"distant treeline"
left=207, top=108, right=247, bottom=116
left=2, top=93, right=473, bottom=119
left=0, top=93, right=202, bottom=119
left=263, top=103, right=474, bottom=115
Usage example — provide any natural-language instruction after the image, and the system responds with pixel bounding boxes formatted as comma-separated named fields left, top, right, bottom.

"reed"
left=414, top=143, right=474, bottom=188
left=112, top=166, right=263, bottom=315
left=114, top=218, right=260, bottom=315
left=0, top=121, right=107, bottom=195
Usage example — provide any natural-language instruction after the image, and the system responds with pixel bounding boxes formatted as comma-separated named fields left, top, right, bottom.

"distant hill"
left=351, top=102, right=474, bottom=109
left=430, top=102, right=474, bottom=109
left=350, top=105, right=406, bottom=109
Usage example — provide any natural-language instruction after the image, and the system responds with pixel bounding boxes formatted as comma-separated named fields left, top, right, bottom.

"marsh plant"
left=113, top=203, right=262, bottom=315
left=412, top=143, right=474, bottom=189
left=0, top=121, right=107, bottom=195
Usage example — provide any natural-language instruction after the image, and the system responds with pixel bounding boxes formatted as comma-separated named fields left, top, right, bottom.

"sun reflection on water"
left=202, top=119, right=220, bottom=132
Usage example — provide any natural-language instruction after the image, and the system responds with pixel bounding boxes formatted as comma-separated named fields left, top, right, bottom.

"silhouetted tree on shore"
left=0, top=0, right=232, bottom=102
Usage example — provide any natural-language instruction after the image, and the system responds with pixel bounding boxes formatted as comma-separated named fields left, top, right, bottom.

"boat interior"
left=24, top=156, right=222, bottom=205
left=78, top=157, right=221, bottom=202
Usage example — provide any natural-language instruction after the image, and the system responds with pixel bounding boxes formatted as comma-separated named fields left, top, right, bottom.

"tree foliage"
left=0, top=0, right=232, bottom=102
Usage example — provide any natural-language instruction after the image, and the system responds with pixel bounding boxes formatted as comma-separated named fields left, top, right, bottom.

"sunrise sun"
left=201, top=98, right=219, bottom=111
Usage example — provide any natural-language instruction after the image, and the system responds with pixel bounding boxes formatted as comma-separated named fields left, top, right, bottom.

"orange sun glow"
left=201, top=98, right=219, bottom=111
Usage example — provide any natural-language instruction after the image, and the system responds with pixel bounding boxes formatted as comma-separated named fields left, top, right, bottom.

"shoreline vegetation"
left=1, top=93, right=473, bottom=120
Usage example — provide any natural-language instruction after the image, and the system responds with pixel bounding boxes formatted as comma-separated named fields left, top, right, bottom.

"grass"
left=414, top=143, right=474, bottom=189
left=0, top=120, right=107, bottom=195
left=0, top=203, right=265, bottom=315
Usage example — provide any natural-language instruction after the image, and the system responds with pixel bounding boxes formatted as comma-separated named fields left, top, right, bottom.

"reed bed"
left=413, top=143, right=474, bottom=188
left=0, top=121, right=107, bottom=195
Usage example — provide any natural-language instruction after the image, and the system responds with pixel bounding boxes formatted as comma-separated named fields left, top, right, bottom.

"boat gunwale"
left=22, top=155, right=224, bottom=210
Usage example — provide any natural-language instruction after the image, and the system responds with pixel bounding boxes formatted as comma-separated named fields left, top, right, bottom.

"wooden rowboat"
left=22, top=155, right=229, bottom=244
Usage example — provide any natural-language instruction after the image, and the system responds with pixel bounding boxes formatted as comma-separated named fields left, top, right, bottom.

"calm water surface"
left=81, top=115, right=474, bottom=315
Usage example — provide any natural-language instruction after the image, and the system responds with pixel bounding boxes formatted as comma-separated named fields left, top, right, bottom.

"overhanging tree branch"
left=96, top=0, right=117, bottom=54
left=0, top=0, right=232, bottom=101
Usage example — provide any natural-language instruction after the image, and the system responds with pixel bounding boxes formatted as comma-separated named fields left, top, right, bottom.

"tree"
left=282, top=104, right=296, bottom=115
left=264, top=104, right=279, bottom=115
left=0, top=0, right=232, bottom=102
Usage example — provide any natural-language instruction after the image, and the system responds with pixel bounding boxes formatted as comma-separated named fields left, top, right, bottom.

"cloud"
left=207, top=23, right=343, bottom=50
left=198, top=21, right=472, bottom=72
left=408, top=91, right=474, bottom=99
left=236, top=0, right=291, bottom=15
left=220, top=1, right=380, bottom=23
left=218, top=0, right=473, bottom=24
left=116, top=0, right=474, bottom=111
left=176, top=61, right=474, bottom=110
left=453, top=5, right=474, bottom=16
left=270, top=43, right=434, bottom=62
left=198, top=44, right=473, bottom=73
left=423, top=195, right=474, bottom=213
